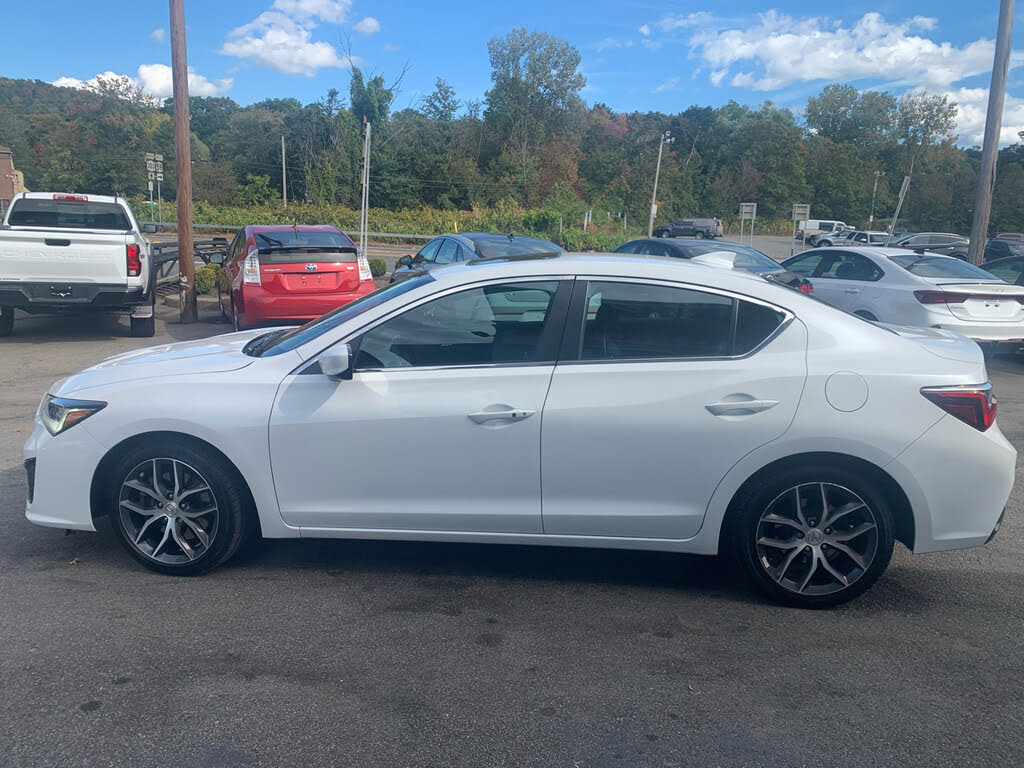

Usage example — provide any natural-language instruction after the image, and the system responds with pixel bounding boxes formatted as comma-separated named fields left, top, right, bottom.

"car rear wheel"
left=694, top=232, right=704, bottom=240
left=657, top=230, right=669, bottom=238
left=108, top=438, right=252, bottom=575
left=0, top=307, right=13, bottom=337
left=730, top=464, right=895, bottom=608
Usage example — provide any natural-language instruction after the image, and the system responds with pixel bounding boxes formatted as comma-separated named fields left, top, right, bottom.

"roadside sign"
left=146, top=160, right=156, bottom=172
left=154, top=154, right=163, bottom=162
left=739, top=202, right=757, bottom=220
left=792, top=203, right=810, bottom=221
left=145, top=152, right=155, bottom=161
left=155, top=161, right=163, bottom=173
left=148, top=171, right=155, bottom=180
left=148, top=180, right=154, bottom=193
left=650, top=203, right=658, bottom=217
left=156, top=173, right=164, bottom=182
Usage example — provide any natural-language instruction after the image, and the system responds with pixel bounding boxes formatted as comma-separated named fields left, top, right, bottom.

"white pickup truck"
left=0, top=192, right=157, bottom=337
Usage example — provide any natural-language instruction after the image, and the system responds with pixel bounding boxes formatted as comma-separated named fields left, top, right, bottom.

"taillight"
left=798, top=283, right=814, bottom=294
left=243, top=249, right=261, bottom=285
left=52, top=193, right=88, bottom=201
left=914, top=290, right=966, bottom=305
left=921, top=384, right=996, bottom=431
left=126, top=244, right=142, bottom=276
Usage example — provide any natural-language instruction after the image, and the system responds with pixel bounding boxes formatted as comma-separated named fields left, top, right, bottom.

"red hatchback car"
left=218, top=225, right=375, bottom=330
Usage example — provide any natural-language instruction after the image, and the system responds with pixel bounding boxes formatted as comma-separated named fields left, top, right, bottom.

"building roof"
left=0, top=146, right=11, bottom=152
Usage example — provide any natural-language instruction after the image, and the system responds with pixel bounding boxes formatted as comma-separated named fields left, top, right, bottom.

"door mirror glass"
left=209, top=252, right=224, bottom=264
left=320, top=343, right=353, bottom=379
left=142, top=223, right=158, bottom=234
left=397, top=255, right=414, bottom=268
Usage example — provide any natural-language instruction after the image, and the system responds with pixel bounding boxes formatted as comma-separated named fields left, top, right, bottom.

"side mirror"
left=320, top=343, right=353, bottom=379
left=142, top=223, right=158, bottom=234
left=397, top=255, right=414, bottom=268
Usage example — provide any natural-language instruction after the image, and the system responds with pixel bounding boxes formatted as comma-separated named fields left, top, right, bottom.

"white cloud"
left=221, top=10, right=349, bottom=75
left=149, top=28, right=166, bottom=43
left=271, top=0, right=350, bottom=23
left=354, top=16, right=380, bottom=35
left=657, top=11, right=712, bottom=32
left=947, top=87, right=1024, bottom=145
left=595, top=37, right=632, bottom=52
left=641, top=38, right=663, bottom=52
left=382, top=42, right=400, bottom=52
left=52, top=65, right=233, bottom=102
left=689, top=12, right=1004, bottom=92
left=639, top=24, right=651, bottom=36
left=654, top=77, right=680, bottom=93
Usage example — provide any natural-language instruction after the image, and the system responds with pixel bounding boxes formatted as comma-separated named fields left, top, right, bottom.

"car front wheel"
left=730, top=464, right=895, bottom=608
left=108, top=438, right=253, bottom=575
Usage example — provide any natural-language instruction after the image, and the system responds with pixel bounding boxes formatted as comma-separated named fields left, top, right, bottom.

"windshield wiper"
left=242, top=329, right=288, bottom=357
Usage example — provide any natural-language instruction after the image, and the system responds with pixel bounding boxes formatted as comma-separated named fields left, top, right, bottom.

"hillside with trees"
left=1, top=28, right=1022, bottom=235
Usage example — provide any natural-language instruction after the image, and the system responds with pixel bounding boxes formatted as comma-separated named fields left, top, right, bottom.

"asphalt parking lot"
left=1, top=303, right=1022, bottom=768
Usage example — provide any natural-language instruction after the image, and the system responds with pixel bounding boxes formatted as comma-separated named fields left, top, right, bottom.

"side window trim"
left=557, top=277, right=793, bottom=364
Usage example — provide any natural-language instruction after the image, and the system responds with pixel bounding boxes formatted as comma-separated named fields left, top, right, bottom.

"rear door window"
left=254, top=230, right=357, bottom=264
left=636, top=241, right=671, bottom=257
left=783, top=252, right=826, bottom=276
left=8, top=199, right=131, bottom=230
left=434, top=239, right=459, bottom=265
left=818, top=252, right=883, bottom=281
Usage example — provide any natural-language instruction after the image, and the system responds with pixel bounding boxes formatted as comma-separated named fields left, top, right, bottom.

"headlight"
left=40, top=394, right=107, bottom=436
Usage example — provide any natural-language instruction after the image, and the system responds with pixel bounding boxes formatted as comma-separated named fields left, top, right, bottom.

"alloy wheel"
left=755, top=482, right=879, bottom=596
left=118, top=458, right=220, bottom=564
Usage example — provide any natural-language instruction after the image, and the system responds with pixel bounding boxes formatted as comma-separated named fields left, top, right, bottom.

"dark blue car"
left=390, top=233, right=563, bottom=283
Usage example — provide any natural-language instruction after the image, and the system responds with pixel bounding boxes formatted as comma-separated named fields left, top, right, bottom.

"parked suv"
left=653, top=217, right=723, bottom=239
left=893, top=232, right=969, bottom=260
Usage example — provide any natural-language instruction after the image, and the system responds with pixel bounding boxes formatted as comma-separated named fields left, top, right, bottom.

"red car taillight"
left=921, top=384, right=996, bottom=431
left=126, top=244, right=142, bottom=276
left=798, top=283, right=814, bottom=294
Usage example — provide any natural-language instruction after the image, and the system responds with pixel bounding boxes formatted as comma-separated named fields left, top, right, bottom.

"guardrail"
left=151, top=238, right=230, bottom=286
left=142, top=222, right=434, bottom=242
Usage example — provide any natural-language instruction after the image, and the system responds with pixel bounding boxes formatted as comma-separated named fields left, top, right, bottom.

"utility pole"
left=169, top=0, right=196, bottom=323
left=281, top=135, right=287, bottom=208
left=648, top=131, right=674, bottom=237
left=868, top=171, right=883, bottom=229
left=968, top=0, right=1015, bottom=265
left=359, top=120, right=371, bottom=259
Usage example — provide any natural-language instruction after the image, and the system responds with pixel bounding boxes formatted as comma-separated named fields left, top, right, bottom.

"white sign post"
left=791, top=203, right=810, bottom=255
left=739, top=202, right=757, bottom=247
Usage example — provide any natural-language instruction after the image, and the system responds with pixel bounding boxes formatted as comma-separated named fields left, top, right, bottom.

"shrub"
left=194, top=265, right=219, bottom=294
left=368, top=257, right=387, bottom=278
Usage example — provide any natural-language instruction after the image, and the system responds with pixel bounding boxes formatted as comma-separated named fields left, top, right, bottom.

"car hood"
left=54, top=329, right=276, bottom=396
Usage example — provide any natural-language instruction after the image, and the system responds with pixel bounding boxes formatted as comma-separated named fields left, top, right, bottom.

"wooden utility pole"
left=169, top=0, right=197, bottom=322
left=281, top=135, right=287, bottom=208
left=967, top=0, right=1015, bottom=265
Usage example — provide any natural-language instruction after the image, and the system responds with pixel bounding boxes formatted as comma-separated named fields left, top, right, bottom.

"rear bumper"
left=0, top=281, right=147, bottom=312
left=242, top=282, right=375, bottom=324
left=885, top=414, right=1016, bottom=553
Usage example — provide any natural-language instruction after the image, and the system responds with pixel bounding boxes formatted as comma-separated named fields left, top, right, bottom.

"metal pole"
left=868, top=171, right=882, bottom=229
left=281, top=135, right=287, bottom=208
left=648, top=133, right=666, bottom=237
left=169, top=0, right=197, bottom=323
left=968, top=0, right=1015, bottom=264
left=157, top=177, right=162, bottom=225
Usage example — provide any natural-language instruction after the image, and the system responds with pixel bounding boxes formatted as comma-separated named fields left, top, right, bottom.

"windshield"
left=258, top=273, right=434, bottom=357
left=465, top=235, right=562, bottom=259
left=254, top=230, right=357, bottom=264
left=868, top=233, right=887, bottom=244
left=890, top=255, right=999, bottom=279
left=682, top=242, right=782, bottom=272
left=7, top=199, right=131, bottom=230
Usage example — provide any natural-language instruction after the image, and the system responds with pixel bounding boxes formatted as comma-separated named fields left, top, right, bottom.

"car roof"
left=246, top=224, right=345, bottom=233
left=18, top=191, right=122, bottom=204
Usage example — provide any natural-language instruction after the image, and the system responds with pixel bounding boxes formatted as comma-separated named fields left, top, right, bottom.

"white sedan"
left=24, top=254, right=1015, bottom=607
left=783, top=247, right=1024, bottom=349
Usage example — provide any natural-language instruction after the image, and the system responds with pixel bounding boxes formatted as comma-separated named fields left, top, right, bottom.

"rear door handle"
left=468, top=408, right=536, bottom=424
left=844, top=288, right=861, bottom=294
left=705, top=399, right=779, bottom=416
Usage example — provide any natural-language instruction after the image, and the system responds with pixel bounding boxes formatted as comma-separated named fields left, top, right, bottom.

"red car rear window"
left=254, top=230, right=357, bottom=264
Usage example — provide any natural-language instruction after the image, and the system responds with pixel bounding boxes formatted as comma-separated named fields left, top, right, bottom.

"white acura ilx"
left=24, top=253, right=1015, bottom=607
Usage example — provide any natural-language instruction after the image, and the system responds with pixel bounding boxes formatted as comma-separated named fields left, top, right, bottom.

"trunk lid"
left=0, top=228, right=129, bottom=283
left=880, top=323, right=984, bottom=363
left=922, top=280, right=1024, bottom=322
left=259, top=257, right=362, bottom=294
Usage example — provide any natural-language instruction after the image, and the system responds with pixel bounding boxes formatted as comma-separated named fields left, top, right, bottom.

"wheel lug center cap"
left=164, top=502, right=179, bottom=516
left=806, top=529, right=824, bottom=546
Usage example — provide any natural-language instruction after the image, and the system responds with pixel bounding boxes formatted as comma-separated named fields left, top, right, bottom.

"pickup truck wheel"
left=657, top=230, right=669, bottom=238
left=129, top=294, right=156, bottom=338
left=0, top=307, right=13, bottom=337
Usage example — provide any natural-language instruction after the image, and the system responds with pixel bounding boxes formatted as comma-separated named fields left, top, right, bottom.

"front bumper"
left=23, top=418, right=107, bottom=531
left=0, top=281, right=147, bottom=312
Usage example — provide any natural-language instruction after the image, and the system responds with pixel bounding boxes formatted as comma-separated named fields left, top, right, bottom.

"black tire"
left=657, top=230, right=669, bottom=238
left=107, top=437, right=253, bottom=575
left=729, top=462, right=895, bottom=608
left=819, top=240, right=833, bottom=248
left=129, top=292, right=156, bottom=338
left=0, top=307, right=13, bottom=337
left=694, top=231, right=704, bottom=240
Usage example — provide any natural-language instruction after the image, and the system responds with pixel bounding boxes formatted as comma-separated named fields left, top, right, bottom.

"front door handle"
left=844, top=288, right=861, bottom=294
left=468, top=408, right=536, bottom=424
left=705, top=399, right=780, bottom=416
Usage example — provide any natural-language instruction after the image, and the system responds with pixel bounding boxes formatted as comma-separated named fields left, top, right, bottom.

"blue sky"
left=4, top=0, right=1023, bottom=144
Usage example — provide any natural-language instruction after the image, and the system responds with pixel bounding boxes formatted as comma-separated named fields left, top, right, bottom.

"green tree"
left=423, top=77, right=459, bottom=121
